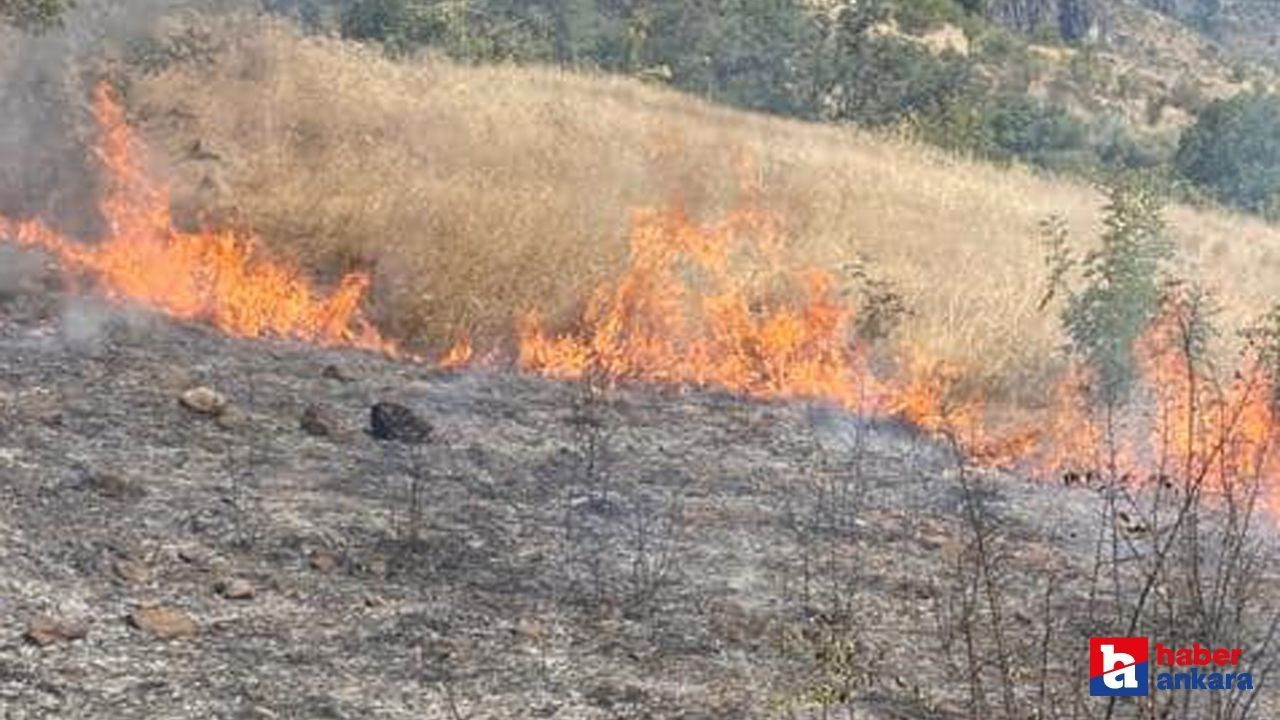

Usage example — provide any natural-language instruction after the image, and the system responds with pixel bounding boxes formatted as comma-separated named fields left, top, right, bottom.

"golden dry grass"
left=129, top=16, right=1280, bottom=399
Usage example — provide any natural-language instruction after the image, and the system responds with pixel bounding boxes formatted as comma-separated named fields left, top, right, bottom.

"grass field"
left=113, top=15, right=1280, bottom=400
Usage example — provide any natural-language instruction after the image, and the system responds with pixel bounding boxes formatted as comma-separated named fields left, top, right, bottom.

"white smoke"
left=0, top=0, right=250, bottom=237
left=0, top=246, right=45, bottom=298
left=59, top=296, right=156, bottom=355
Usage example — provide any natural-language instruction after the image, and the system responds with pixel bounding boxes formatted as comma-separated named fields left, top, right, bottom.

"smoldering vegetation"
left=0, top=0, right=245, bottom=236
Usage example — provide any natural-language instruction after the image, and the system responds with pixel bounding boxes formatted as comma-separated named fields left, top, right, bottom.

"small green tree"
left=1176, top=91, right=1280, bottom=215
left=0, top=0, right=73, bottom=31
left=1052, top=180, right=1174, bottom=407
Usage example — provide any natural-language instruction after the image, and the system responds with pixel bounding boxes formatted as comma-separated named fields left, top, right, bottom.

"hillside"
left=4, top=5, right=1280, bottom=719
left=2, top=245, right=1277, bottom=719
left=1137, top=0, right=1280, bottom=66
left=108, top=15, right=1280, bottom=399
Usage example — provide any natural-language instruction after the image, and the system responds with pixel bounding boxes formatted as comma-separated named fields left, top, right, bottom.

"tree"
left=0, top=0, right=73, bottom=31
left=1175, top=91, right=1280, bottom=215
left=636, top=0, right=819, bottom=116
left=816, top=2, right=977, bottom=127
left=1059, top=180, right=1173, bottom=407
left=982, top=94, right=1086, bottom=165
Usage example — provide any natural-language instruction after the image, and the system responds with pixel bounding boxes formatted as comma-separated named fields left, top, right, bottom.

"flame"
left=516, top=201, right=984, bottom=439
left=439, top=333, right=473, bottom=370
left=0, top=84, right=395, bottom=353
left=3, top=85, right=1278, bottom=514
left=514, top=188, right=1280, bottom=513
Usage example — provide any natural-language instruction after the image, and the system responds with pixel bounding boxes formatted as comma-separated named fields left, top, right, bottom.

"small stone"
left=514, top=618, right=545, bottom=642
left=215, top=406, right=246, bottom=430
left=322, top=364, right=355, bottom=383
left=179, top=387, right=229, bottom=417
left=129, top=605, right=198, bottom=640
left=24, top=615, right=87, bottom=647
left=309, top=551, right=338, bottom=574
left=84, top=471, right=144, bottom=500
left=300, top=404, right=338, bottom=438
left=363, top=594, right=386, bottom=608
left=370, top=401, right=432, bottom=444
left=113, top=559, right=150, bottom=585
left=216, top=578, right=256, bottom=600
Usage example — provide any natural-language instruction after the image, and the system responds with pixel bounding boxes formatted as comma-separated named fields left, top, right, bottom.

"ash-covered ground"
left=1, top=257, right=1276, bottom=720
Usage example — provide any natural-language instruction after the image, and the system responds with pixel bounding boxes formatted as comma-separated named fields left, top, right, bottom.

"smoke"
left=0, top=0, right=247, bottom=238
left=59, top=296, right=158, bottom=355
left=0, top=246, right=46, bottom=298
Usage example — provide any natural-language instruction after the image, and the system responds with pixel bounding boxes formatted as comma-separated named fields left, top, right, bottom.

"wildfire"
left=514, top=184, right=1280, bottom=509
left=3, top=84, right=1278, bottom=512
left=516, top=201, right=992, bottom=440
left=0, top=85, right=396, bottom=354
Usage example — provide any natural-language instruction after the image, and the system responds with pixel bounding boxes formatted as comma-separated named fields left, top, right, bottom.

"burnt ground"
left=0, top=263, right=1278, bottom=719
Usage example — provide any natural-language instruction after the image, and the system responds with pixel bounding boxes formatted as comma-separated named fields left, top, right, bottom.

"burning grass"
left=0, top=82, right=396, bottom=354
left=120, top=17, right=1280, bottom=404
left=5, top=15, right=1280, bottom=499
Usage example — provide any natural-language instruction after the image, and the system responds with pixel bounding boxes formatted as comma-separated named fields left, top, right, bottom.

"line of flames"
left=0, top=85, right=1277, bottom=514
left=0, top=85, right=397, bottom=355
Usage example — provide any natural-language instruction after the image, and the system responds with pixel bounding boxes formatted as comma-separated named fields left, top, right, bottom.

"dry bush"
left=122, top=14, right=1280, bottom=399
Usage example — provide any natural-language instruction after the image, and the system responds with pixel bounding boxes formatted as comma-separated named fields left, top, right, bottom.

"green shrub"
left=1169, top=76, right=1206, bottom=113
left=1176, top=91, right=1280, bottom=214
left=892, top=0, right=963, bottom=35
left=981, top=94, right=1086, bottom=165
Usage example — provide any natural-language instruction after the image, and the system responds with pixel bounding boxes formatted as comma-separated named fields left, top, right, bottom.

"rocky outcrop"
left=987, top=0, right=1111, bottom=43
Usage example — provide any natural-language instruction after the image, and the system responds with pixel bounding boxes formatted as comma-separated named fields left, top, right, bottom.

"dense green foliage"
left=1176, top=92, right=1280, bottom=217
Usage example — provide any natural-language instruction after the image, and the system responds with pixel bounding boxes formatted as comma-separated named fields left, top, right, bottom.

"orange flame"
left=514, top=187, right=1280, bottom=513
left=4, top=86, right=1279, bottom=514
left=0, top=84, right=395, bottom=353
left=516, top=201, right=986, bottom=441
left=439, top=333, right=474, bottom=370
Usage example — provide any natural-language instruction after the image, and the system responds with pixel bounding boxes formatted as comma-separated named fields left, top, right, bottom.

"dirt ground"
left=1, top=256, right=1276, bottom=719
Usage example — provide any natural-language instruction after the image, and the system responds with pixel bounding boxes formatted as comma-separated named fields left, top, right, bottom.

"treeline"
left=281, top=0, right=1145, bottom=173
left=315, top=0, right=1280, bottom=217
left=8, top=0, right=1280, bottom=217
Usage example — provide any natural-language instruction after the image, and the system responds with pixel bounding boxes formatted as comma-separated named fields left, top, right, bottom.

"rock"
left=179, top=386, right=229, bottom=417
left=129, top=605, right=198, bottom=640
left=216, top=578, right=256, bottom=600
left=300, top=404, right=338, bottom=438
left=309, top=551, right=339, bottom=574
left=84, top=471, right=145, bottom=500
left=24, top=615, right=87, bottom=647
left=370, top=401, right=432, bottom=444
left=322, top=364, right=355, bottom=383
left=215, top=406, right=246, bottom=430
left=113, top=559, right=151, bottom=585
left=986, top=0, right=1109, bottom=42
left=514, top=618, right=545, bottom=642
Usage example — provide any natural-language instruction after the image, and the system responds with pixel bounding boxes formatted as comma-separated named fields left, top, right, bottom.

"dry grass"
left=127, top=15, right=1280, bottom=398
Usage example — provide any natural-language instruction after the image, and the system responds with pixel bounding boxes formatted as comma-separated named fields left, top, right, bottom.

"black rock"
left=322, top=364, right=355, bottom=383
left=370, top=401, right=432, bottom=444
